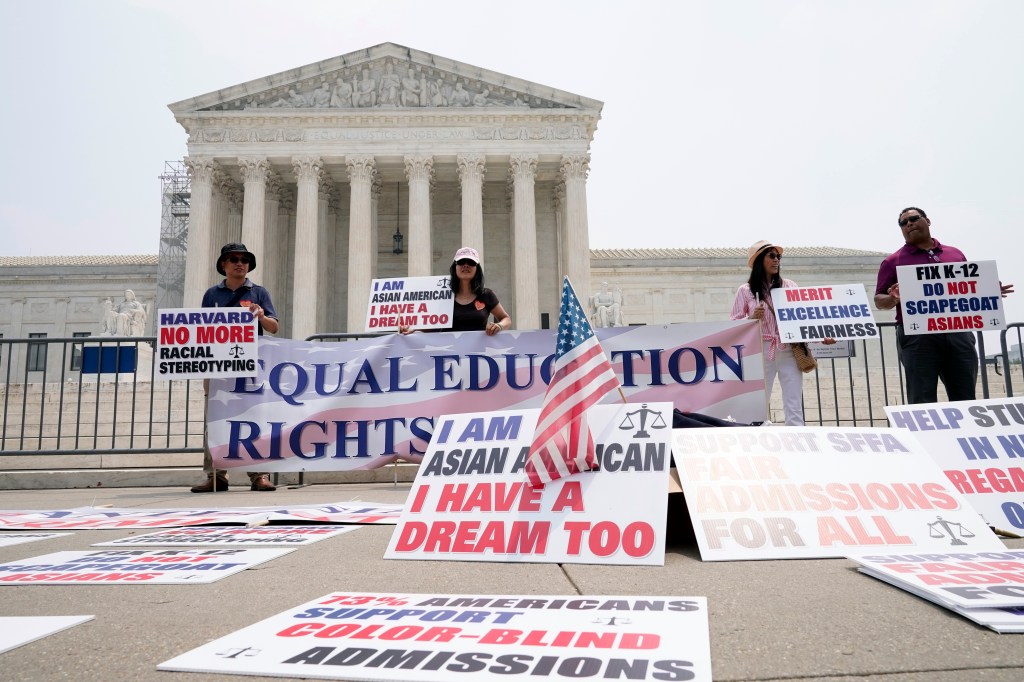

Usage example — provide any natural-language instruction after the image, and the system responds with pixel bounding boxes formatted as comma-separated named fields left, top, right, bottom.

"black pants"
left=896, top=328, right=978, bottom=404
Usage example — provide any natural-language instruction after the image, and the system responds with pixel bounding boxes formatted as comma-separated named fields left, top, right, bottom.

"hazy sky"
left=2, top=0, right=1022, bottom=323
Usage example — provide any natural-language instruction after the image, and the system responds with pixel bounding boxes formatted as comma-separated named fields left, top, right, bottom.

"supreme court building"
left=170, top=42, right=601, bottom=338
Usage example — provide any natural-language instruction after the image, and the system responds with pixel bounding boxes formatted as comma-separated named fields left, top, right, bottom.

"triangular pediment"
left=169, top=42, right=601, bottom=114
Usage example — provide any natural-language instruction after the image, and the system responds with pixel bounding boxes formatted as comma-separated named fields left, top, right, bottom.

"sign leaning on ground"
left=92, top=525, right=361, bottom=547
left=0, top=616, right=95, bottom=655
left=159, top=592, right=713, bottom=682
left=366, top=276, right=455, bottom=332
left=0, top=532, right=70, bottom=548
left=886, top=398, right=1024, bottom=531
left=156, top=307, right=259, bottom=380
left=672, top=427, right=1006, bottom=561
left=385, top=404, right=672, bottom=565
left=895, top=259, right=1005, bottom=335
left=770, top=283, right=878, bottom=343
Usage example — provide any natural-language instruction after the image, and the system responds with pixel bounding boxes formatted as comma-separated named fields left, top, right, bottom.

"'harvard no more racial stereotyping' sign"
left=366, top=276, right=454, bottom=332
left=896, top=259, right=1005, bottom=335
left=156, top=307, right=259, bottom=380
left=386, top=404, right=672, bottom=565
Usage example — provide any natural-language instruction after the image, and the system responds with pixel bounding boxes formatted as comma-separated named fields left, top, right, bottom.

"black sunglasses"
left=225, top=256, right=250, bottom=264
left=765, top=252, right=782, bottom=260
left=898, top=215, right=922, bottom=228
left=456, top=259, right=477, bottom=267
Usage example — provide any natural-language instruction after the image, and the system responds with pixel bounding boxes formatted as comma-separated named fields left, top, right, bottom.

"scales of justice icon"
left=618, top=403, right=667, bottom=438
left=927, top=516, right=976, bottom=546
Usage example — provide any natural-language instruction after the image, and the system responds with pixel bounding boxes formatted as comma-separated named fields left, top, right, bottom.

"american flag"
left=525, top=277, right=621, bottom=488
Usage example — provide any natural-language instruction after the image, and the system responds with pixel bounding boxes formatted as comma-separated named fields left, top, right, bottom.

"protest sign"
left=156, top=307, right=259, bottom=380
left=0, top=548, right=293, bottom=584
left=886, top=398, right=1024, bottom=531
left=770, top=283, right=878, bottom=343
left=0, top=502, right=402, bottom=530
left=810, top=340, right=853, bottom=359
left=93, top=525, right=361, bottom=547
left=385, top=404, right=671, bottom=565
left=0, top=532, right=70, bottom=548
left=0, top=616, right=94, bottom=655
left=896, top=260, right=1004, bottom=335
left=673, top=427, right=1005, bottom=561
left=209, top=322, right=765, bottom=473
left=366, top=276, right=454, bottom=331
left=849, top=550, right=1024, bottom=609
left=159, top=591, right=712, bottom=681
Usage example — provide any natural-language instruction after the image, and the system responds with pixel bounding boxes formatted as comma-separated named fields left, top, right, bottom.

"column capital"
left=553, top=179, right=566, bottom=210
left=292, top=156, right=323, bottom=183
left=238, top=157, right=271, bottom=184
left=265, top=170, right=284, bottom=200
left=184, top=157, right=219, bottom=184
left=318, top=170, right=335, bottom=203
left=404, top=154, right=435, bottom=183
left=560, top=154, right=591, bottom=180
left=456, top=153, right=486, bottom=183
left=371, top=176, right=383, bottom=200
left=509, top=153, right=538, bottom=181
left=346, top=155, right=376, bottom=183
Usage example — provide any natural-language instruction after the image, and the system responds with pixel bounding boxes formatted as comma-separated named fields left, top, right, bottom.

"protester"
left=874, top=207, right=1014, bottom=404
left=731, top=240, right=833, bottom=425
left=190, top=243, right=280, bottom=493
left=400, top=246, right=511, bottom=334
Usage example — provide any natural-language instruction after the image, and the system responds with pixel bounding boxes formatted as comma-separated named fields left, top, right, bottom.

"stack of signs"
left=91, top=526, right=360, bottom=547
left=386, top=404, right=672, bottom=565
left=885, top=399, right=1024, bottom=534
left=0, top=532, right=69, bottom=548
left=848, top=551, right=1024, bottom=633
left=672, top=427, right=1006, bottom=561
left=159, top=592, right=712, bottom=681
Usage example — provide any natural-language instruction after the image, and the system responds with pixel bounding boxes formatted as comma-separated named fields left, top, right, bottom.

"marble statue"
left=310, top=82, right=331, bottom=108
left=330, top=78, right=353, bottom=108
left=377, top=62, right=401, bottom=106
left=590, top=282, right=625, bottom=328
left=472, top=89, right=491, bottom=107
left=400, top=71, right=422, bottom=107
left=354, top=69, right=377, bottom=107
left=101, top=289, right=147, bottom=337
left=449, top=81, right=471, bottom=107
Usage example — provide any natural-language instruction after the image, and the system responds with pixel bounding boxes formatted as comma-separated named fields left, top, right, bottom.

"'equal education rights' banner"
left=672, top=427, right=1005, bottom=561
left=770, top=283, right=878, bottom=343
left=209, top=321, right=765, bottom=473
left=156, top=306, right=259, bottom=380
left=385, top=404, right=672, bottom=565
left=885, top=398, right=1024, bottom=531
left=159, top=592, right=713, bottom=681
left=896, top=259, right=1005, bottom=335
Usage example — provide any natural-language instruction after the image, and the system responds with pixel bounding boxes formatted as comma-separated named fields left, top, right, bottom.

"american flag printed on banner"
left=525, top=277, right=622, bottom=488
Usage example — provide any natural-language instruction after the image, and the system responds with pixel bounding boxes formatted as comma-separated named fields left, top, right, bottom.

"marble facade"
left=169, top=42, right=602, bottom=338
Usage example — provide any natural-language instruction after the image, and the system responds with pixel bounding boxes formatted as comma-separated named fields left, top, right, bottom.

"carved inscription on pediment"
left=204, top=58, right=569, bottom=111
left=193, top=124, right=589, bottom=145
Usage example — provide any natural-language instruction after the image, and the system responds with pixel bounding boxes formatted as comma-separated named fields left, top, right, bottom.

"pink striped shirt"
left=730, top=279, right=797, bottom=361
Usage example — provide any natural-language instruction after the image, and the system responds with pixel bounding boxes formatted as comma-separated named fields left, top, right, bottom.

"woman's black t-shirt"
left=451, top=289, right=500, bottom=331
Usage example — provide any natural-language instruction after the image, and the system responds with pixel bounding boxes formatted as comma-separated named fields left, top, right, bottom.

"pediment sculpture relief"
left=207, top=59, right=564, bottom=112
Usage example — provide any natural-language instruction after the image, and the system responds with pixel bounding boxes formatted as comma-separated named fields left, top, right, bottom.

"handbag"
left=791, top=342, right=817, bottom=373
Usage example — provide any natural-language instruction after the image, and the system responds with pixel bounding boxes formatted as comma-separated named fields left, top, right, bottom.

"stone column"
left=346, top=155, right=376, bottom=332
left=317, top=172, right=334, bottom=334
left=554, top=180, right=567, bottom=282
left=183, top=158, right=218, bottom=306
left=560, top=154, right=592, bottom=307
left=370, top=177, right=382, bottom=277
left=291, top=156, right=322, bottom=340
left=510, top=153, right=540, bottom=329
left=457, top=153, right=486, bottom=252
left=239, top=157, right=270, bottom=267
left=405, top=155, right=434, bottom=277
left=261, top=172, right=282, bottom=300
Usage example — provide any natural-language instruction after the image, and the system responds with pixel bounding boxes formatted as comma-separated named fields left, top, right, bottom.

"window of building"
left=28, top=333, right=47, bottom=372
left=70, top=332, right=91, bottom=371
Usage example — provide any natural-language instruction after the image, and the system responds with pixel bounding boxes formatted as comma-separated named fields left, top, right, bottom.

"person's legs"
left=897, top=329, right=941, bottom=404
left=762, top=341, right=779, bottom=422
left=776, top=346, right=805, bottom=425
left=938, top=332, right=978, bottom=401
left=192, top=380, right=228, bottom=493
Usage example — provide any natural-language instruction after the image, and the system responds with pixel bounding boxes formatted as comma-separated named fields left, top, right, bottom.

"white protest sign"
left=848, top=550, right=1024, bottom=609
left=0, top=548, right=293, bottom=584
left=673, top=427, right=1005, bottom=561
left=366, top=276, right=454, bottom=331
left=159, top=592, right=712, bottom=681
left=0, top=616, right=94, bottom=655
left=156, top=307, right=259, bottom=380
left=92, top=525, right=361, bottom=547
left=0, top=532, right=70, bottom=548
left=896, top=259, right=1004, bottom=335
left=386, top=404, right=672, bottom=565
left=770, top=283, right=878, bottom=343
left=886, top=398, right=1024, bottom=531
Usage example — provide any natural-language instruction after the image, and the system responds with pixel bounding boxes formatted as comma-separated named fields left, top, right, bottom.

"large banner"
left=385, top=404, right=672, bottom=565
left=886, top=398, right=1024, bottom=531
left=672, top=427, right=1006, bottom=561
left=159, top=592, right=713, bottom=681
left=210, top=321, right=764, bottom=472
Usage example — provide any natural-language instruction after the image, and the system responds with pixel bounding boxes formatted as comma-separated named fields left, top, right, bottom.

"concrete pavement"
left=0, top=482, right=1022, bottom=682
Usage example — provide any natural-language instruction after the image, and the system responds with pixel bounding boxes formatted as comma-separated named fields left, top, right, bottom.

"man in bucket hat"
left=190, top=243, right=280, bottom=493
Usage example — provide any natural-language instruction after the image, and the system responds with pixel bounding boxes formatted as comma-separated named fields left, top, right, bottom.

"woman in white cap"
left=447, top=246, right=511, bottom=333
left=729, top=240, right=830, bottom=425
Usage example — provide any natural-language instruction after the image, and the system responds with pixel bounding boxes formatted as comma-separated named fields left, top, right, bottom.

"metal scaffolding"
left=156, top=160, right=190, bottom=311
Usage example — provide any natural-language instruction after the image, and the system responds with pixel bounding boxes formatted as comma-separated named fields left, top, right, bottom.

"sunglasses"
left=765, top=252, right=782, bottom=260
left=456, top=259, right=477, bottom=267
left=898, top=214, right=922, bottom=228
left=225, top=256, right=250, bottom=264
